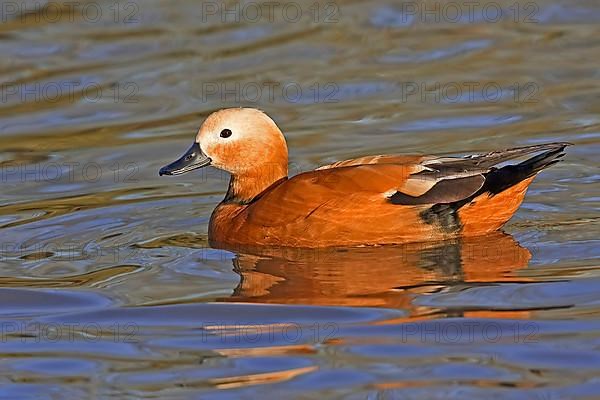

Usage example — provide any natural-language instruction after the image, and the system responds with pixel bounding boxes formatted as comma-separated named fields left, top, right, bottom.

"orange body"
left=459, top=176, right=535, bottom=235
left=209, top=161, right=535, bottom=248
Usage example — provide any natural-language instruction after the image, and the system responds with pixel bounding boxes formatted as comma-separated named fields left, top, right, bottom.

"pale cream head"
left=160, top=108, right=289, bottom=202
left=195, top=108, right=288, bottom=177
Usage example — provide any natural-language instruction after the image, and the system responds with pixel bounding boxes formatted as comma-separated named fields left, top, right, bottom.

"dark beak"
left=159, top=142, right=212, bottom=176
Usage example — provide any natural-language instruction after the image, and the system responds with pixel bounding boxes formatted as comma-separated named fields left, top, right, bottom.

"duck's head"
left=159, top=108, right=288, bottom=202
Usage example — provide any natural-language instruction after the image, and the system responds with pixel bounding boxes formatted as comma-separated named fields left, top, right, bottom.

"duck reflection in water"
left=216, top=232, right=532, bottom=320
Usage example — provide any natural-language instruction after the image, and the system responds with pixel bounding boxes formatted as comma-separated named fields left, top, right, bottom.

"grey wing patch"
left=389, top=175, right=485, bottom=205
left=388, top=142, right=570, bottom=206
left=399, top=155, right=492, bottom=199
left=390, top=156, right=488, bottom=205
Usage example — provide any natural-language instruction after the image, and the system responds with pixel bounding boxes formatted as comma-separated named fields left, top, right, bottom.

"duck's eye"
left=220, top=129, right=232, bottom=138
left=185, top=153, right=195, bottom=161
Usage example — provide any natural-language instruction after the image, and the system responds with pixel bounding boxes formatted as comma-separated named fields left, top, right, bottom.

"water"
left=0, top=0, right=599, bottom=398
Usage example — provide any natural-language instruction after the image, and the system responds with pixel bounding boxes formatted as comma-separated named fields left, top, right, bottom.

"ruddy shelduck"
left=159, top=108, right=569, bottom=248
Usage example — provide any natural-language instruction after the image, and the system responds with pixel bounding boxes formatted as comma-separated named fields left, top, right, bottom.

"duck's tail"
left=457, top=142, right=570, bottom=235
left=477, top=142, right=569, bottom=196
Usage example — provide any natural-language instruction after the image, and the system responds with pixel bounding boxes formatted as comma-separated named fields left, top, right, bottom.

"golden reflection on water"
left=221, top=232, right=532, bottom=314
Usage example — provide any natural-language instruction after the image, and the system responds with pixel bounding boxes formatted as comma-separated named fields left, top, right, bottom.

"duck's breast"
left=209, top=162, right=440, bottom=247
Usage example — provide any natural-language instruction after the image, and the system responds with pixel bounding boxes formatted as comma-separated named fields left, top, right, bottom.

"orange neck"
left=224, top=164, right=288, bottom=204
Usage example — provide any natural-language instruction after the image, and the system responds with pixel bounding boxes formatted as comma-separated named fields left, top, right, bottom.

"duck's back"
left=209, top=143, right=569, bottom=248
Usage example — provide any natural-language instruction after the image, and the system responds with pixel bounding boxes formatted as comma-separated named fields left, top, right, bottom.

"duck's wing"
left=317, top=154, right=424, bottom=169
left=391, top=142, right=570, bottom=204
left=315, top=143, right=566, bottom=202
left=245, top=142, right=569, bottom=226
left=318, top=153, right=486, bottom=200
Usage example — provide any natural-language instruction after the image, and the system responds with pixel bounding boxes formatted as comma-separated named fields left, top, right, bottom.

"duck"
left=159, top=108, right=569, bottom=248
